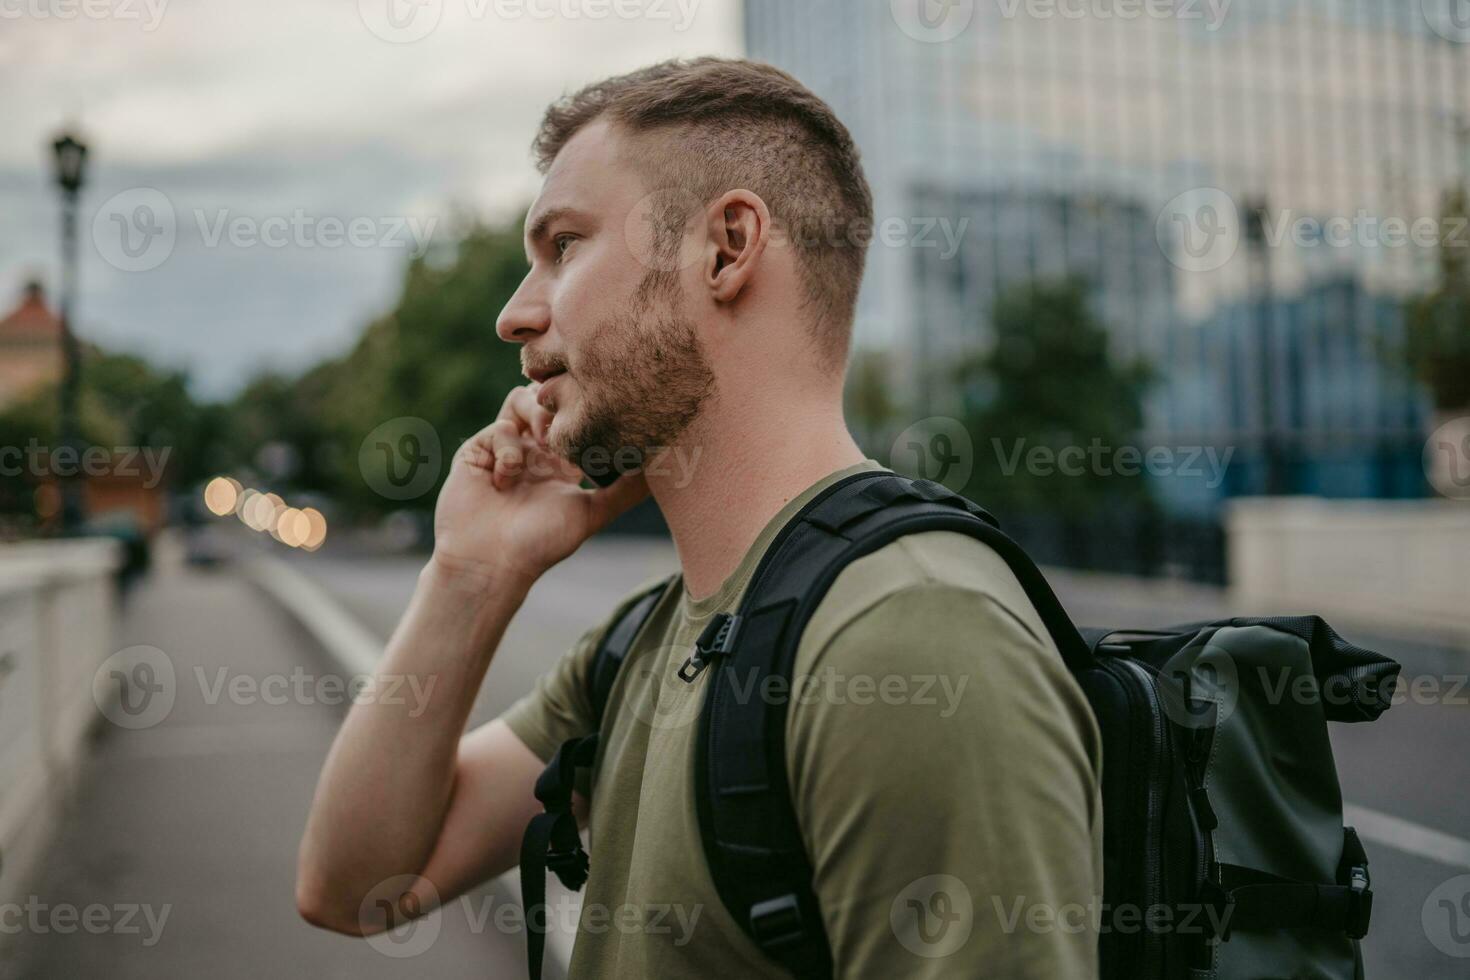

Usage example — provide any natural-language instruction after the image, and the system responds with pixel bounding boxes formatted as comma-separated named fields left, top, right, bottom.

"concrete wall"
left=0, top=539, right=121, bottom=911
left=1227, top=498, right=1470, bottom=640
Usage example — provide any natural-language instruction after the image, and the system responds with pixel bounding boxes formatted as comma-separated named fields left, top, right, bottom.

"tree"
left=845, top=348, right=897, bottom=450
left=0, top=344, right=220, bottom=528
left=957, top=277, right=1153, bottom=519
left=218, top=217, right=533, bottom=517
left=1403, top=187, right=1470, bottom=412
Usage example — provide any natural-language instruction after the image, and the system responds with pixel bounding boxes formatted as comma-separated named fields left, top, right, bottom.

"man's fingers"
left=456, top=422, right=498, bottom=471
left=485, top=420, right=525, bottom=490
left=585, top=470, right=650, bottom=532
left=497, top=385, right=554, bottom=446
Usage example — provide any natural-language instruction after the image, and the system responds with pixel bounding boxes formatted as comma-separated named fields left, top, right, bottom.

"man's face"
left=497, top=120, right=714, bottom=465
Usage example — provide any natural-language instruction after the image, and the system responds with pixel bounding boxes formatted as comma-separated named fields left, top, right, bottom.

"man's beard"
left=551, top=274, right=714, bottom=471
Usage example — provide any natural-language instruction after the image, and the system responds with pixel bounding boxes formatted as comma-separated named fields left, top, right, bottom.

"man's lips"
left=525, top=364, right=566, bottom=384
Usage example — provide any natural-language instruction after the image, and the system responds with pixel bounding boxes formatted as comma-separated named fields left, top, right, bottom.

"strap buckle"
left=749, top=893, right=807, bottom=951
left=544, top=844, right=590, bottom=890
left=1344, top=864, right=1372, bottom=940
left=677, top=613, right=741, bottom=683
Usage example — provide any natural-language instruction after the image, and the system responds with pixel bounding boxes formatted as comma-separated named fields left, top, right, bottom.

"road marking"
left=1345, top=803, right=1470, bottom=870
left=243, top=554, right=382, bottom=675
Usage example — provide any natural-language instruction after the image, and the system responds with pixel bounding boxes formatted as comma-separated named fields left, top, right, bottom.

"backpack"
left=519, top=470, right=1401, bottom=979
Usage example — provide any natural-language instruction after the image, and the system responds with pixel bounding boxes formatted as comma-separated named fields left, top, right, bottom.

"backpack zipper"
left=1116, top=657, right=1168, bottom=977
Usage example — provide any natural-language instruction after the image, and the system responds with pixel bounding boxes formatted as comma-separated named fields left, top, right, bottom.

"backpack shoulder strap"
left=587, top=575, right=675, bottom=729
left=519, top=573, right=673, bottom=980
left=691, top=470, right=1091, bottom=978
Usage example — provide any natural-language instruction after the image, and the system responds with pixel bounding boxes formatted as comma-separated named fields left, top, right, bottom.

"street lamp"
left=51, top=130, right=88, bottom=530
left=1242, top=194, right=1284, bottom=496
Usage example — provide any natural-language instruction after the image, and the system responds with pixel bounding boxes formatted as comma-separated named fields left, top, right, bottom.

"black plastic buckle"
left=545, top=845, right=589, bottom=890
left=1345, top=866, right=1372, bottom=940
left=677, top=613, right=741, bottom=683
left=749, top=893, right=806, bottom=951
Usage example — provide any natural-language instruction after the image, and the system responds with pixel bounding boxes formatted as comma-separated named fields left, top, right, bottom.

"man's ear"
left=704, top=190, right=770, bottom=305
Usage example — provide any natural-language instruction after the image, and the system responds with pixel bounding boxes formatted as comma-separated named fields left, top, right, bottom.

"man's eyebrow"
left=525, top=206, right=581, bottom=246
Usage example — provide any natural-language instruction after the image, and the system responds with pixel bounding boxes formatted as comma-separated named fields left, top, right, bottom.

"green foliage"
left=845, top=348, right=897, bottom=448
left=0, top=345, right=225, bottom=521
left=1403, top=187, right=1470, bottom=411
left=1, top=217, right=533, bottom=526
left=958, top=277, right=1154, bottom=518
left=217, top=218, right=532, bottom=516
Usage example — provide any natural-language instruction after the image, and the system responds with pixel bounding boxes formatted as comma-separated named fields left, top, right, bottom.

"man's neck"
left=645, top=398, right=865, bottom=602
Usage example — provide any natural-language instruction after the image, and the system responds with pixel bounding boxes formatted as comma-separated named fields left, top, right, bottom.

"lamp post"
left=1242, top=195, right=1283, bottom=496
left=51, top=131, right=88, bottom=531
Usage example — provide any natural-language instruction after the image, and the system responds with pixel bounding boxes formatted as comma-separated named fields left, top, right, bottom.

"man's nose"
left=496, top=276, right=551, bottom=344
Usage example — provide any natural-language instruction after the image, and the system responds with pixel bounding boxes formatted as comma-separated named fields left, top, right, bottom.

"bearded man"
left=297, top=57, right=1101, bottom=979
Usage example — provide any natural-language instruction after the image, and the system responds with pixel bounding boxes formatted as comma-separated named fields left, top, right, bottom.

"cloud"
left=0, top=0, right=740, bottom=395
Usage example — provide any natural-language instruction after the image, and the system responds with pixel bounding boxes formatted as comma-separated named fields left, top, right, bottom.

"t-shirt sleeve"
left=498, top=621, right=603, bottom=765
left=787, top=583, right=1103, bottom=978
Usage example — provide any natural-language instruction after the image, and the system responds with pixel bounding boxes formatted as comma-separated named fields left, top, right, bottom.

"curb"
left=241, top=553, right=576, bottom=978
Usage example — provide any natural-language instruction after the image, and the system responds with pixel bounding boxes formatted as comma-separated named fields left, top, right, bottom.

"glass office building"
left=745, top=0, right=1470, bottom=530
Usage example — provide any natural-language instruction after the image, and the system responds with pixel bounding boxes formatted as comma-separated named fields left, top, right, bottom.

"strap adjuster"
left=677, top=613, right=741, bottom=683
left=544, top=844, right=590, bottom=890
left=749, top=893, right=807, bottom=951
left=1344, top=864, right=1372, bottom=940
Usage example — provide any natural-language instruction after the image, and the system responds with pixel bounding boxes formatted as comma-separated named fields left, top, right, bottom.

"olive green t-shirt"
left=502, top=460, right=1102, bottom=978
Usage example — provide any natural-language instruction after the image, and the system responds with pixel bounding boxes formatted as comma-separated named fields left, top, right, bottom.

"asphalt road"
left=293, top=538, right=1470, bottom=978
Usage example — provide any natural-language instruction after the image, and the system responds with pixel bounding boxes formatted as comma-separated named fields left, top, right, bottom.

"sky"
left=0, top=0, right=741, bottom=397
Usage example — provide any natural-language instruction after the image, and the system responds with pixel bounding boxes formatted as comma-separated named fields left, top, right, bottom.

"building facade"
left=746, top=0, right=1470, bottom=523
left=0, top=281, right=63, bottom=409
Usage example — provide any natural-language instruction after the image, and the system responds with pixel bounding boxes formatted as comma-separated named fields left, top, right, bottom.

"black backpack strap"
left=1203, top=827, right=1373, bottom=941
left=588, top=577, right=674, bottom=728
left=689, top=470, right=1091, bottom=978
left=519, top=576, right=672, bottom=980
left=520, top=734, right=597, bottom=980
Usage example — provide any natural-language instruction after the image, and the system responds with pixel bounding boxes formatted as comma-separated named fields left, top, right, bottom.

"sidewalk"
left=0, top=547, right=525, bottom=980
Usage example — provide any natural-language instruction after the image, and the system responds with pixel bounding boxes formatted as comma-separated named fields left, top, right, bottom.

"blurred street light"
left=51, top=130, right=89, bottom=530
left=1242, top=194, right=1284, bottom=496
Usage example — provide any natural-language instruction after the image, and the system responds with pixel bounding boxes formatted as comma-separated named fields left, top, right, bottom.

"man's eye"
left=553, top=235, right=576, bottom=260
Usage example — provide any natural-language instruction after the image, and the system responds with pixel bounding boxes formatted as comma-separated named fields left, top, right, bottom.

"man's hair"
left=533, top=57, right=874, bottom=364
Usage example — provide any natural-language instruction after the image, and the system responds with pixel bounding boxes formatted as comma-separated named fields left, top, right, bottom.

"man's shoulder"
left=797, top=529, right=1057, bottom=669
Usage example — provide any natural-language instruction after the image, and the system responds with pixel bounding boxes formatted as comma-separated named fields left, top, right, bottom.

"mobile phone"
left=577, top=446, right=643, bottom=488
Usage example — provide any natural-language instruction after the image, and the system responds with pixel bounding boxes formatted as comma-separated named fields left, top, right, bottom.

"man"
left=297, top=57, right=1101, bottom=977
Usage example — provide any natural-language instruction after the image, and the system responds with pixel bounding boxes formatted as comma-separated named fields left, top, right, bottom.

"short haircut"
left=532, top=57, right=874, bottom=363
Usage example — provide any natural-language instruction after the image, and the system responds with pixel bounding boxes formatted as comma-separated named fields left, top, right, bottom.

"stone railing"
left=0, top=539, right=122, bottom=909
left=1226, top=497, right=1470, bottom=640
